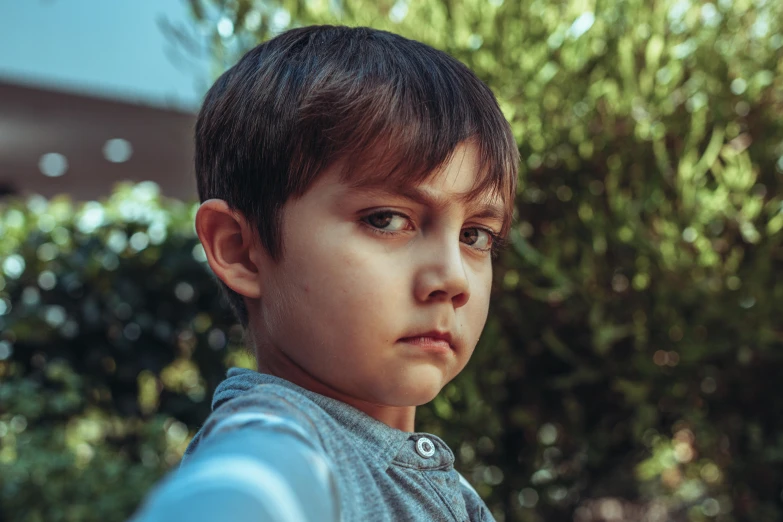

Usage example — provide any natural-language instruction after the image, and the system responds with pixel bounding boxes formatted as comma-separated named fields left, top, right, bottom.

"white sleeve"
left=129, top=423, right=340, bottom=522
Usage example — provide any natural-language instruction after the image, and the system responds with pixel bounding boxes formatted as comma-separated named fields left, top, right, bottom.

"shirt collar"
left=213, top=367, right=455, bottom=470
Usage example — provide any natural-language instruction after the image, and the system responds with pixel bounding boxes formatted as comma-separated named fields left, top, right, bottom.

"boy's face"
left=243, top=143, right=505, bottom=413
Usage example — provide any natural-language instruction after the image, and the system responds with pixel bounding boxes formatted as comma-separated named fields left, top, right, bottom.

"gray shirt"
left=131, top=368, right=495, bottom=521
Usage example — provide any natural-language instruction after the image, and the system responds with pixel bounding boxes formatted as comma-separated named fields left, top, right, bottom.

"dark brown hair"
left=196, top=25, right=519, bottom=329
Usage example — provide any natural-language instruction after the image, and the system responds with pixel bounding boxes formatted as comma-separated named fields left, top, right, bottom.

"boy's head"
left=195, top=25, right=518, bottom=411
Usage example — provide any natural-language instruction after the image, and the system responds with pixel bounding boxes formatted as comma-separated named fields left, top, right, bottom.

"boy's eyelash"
left=360, top=210, right=507, bottom=258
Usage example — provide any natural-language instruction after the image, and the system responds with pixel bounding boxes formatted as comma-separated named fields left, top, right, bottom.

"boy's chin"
left=374, top=378, right=446, bottom=408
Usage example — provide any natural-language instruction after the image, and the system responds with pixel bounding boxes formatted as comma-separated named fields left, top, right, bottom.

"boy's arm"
left=130, top=425, right=340, bottom=522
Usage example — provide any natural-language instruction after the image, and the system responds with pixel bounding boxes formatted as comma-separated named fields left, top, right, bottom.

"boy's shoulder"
left=207, top=379, right=321, bottom=438
left=181, top=369, right=327, bottom=465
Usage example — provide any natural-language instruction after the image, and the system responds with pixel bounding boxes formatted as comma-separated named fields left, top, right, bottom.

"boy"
left=132, top=24, right=518, bottom=521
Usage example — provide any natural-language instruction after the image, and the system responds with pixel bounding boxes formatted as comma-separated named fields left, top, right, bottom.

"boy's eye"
left=365, top=211, right=409, bottom=232
left=461, top=228, right=493, bottom=250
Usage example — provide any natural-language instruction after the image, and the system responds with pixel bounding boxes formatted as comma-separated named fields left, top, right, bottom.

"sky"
left=0, top=0, right=213, bottom=112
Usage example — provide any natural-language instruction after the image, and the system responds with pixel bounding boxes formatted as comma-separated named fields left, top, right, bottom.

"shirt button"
left=416, top=437, right=436, bottom=458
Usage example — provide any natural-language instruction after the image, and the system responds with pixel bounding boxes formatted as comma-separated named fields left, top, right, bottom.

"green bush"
left=0, top=184, right=254, bottom=521
left=2, top=0, right=783, bottom=520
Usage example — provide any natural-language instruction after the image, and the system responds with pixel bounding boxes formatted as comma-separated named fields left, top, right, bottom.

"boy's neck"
left=256, top=357, right=417, bottom=432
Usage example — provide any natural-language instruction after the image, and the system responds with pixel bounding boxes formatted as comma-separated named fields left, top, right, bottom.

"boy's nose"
left=412, top=241, right=471, bottom=307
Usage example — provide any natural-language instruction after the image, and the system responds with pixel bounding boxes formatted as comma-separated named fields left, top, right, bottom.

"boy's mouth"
left=398, top=330, right=455, bottom=351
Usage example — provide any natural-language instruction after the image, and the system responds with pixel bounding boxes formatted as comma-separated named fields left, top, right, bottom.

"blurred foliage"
left=0, top=183, right=256, bottom=521
left=3, top=0, right=783, bottom=520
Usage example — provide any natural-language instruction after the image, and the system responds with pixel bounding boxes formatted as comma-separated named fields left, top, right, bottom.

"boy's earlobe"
left=194, top=199, right=264, bottom=299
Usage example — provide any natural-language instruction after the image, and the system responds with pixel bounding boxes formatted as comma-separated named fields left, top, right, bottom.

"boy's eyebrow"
left=342, top=183, right=507, bottom=223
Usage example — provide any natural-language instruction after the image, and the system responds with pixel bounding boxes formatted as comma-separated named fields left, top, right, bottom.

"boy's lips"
left=398, top=330, right=455, bottom=350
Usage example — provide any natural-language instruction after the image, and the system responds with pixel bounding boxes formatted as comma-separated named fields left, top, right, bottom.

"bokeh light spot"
left=38, top=153, right=68, bottom=177
left=103, top=139, right=133, bottom=163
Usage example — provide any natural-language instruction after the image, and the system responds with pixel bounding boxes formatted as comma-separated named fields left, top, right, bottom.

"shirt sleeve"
left=457, top=471, right=495, bottom=522
left=130, top=416, right=340, bottom=522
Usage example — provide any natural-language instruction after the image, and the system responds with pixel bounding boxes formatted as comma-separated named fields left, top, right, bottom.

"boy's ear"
left=194, top=199, right=266, bottom=300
